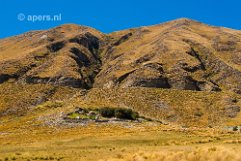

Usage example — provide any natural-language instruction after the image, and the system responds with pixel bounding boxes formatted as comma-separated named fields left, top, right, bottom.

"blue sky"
left=0, top=0, right=241, bottom=38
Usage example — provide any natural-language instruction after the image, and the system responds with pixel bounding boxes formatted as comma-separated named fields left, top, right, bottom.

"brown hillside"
left=0, top=18, right=241, bottom=126
left=0, top=24, right=104, bottom=88
left=1, top=19, right=241, bottom=93
left=95, top=18, right=241, bottom=93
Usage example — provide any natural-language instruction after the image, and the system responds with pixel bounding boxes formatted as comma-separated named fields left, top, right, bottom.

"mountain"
left=95, top=18, right=241, bottom=92
left=0, top=18, right=241, bottom=126
left=0, top=24, right=104, bottom=88
left=1, top=18, right=241, bottom=92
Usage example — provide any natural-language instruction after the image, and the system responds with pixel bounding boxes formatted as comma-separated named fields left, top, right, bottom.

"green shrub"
left=67, top=113, right=80, bottom=119
left=131, top=111, right=139, bottom=120
left=99, top=107, right=139, bottom=120
left=114, top=108, right=139, bottom=120
left=99, top=107, right=115, bottom=118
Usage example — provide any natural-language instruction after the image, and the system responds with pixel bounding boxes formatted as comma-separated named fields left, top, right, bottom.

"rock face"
left=1, top=19, right=241, bottom=92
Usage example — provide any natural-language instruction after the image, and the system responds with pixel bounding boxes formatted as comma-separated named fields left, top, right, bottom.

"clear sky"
left=0, top=0, right=241, bottom=38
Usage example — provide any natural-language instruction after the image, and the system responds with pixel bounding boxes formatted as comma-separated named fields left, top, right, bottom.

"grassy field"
left=1, top=120, right=241, bottom=161
left=0, top=83, right=241, bottom=160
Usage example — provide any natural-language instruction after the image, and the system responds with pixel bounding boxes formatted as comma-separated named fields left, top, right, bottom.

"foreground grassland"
left=0, top=120, right=241, bottom=161
left=0, top=83, right=241, bottom=160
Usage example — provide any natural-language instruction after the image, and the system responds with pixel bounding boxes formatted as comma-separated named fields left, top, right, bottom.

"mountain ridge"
left=0, top=18, right=241, bottom=126
left=1, top=18, right=241, bottom=93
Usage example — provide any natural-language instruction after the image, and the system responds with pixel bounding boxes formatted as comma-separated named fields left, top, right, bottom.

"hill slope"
left=95, top=18, right=241, bottom=93
left=0, top=24, right=104, bottom=88
left=0, top=18, right=241, bottom=126
left=1, top=19, right=241, bottom=92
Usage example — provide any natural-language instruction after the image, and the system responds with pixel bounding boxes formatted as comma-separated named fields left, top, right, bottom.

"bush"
left=114, top=108, right=139, bottom=120
left=99, top=107, right=139, bottom=120
left=67, top=113, right=80, bottom=119
left=99, top=107, right=115, bottom=118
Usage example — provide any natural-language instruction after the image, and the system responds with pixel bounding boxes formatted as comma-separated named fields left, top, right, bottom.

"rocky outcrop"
left=223, top=105, right=240, bottom=118
left=25, top=76, right=83, bottom=88
left=118, top=63, right=170, bottom=88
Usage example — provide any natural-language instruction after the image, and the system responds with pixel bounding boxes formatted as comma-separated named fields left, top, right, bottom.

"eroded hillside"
left=95, top=19, right=241, bottom=93
left=0, top=18, right=241, bottom=126
left=0, top=24, right=104, bottom=88
left=1, top=18, right=241, bottom=92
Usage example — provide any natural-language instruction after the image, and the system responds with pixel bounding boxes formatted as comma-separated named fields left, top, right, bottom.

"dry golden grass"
left=0, top=83, right=77, bottom=117
left=0, top=83, right=240, bottom=160
left=102, top=146, right=241, bottom=161
left=0, top=117, right=241, bottom=161
left=71, top=87, right=241, bottom=126
left=0, top=84, right=241, bottom=160
left=0, top=83, right=241, bottom=126
left=0, top=24, right=103, bottom=61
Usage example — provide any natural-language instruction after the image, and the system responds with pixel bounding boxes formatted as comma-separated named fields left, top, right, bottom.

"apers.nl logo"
left=17, top=13, right=62, bottom=22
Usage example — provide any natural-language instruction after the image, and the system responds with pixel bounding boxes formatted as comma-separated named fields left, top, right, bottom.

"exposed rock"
left=119, top=66, right=170, bottom=88
left=196, top=81, right=221, bottom=91
left=47, top=41, right=66, bottom=52
left=223, top=106, right=240, bottom=118
left=113, top=32, right=133, bottom=46
left=25, top=76, right=83, bottom=88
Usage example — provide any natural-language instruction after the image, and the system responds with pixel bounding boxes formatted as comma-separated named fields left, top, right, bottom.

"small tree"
left=99, top=107, right=115, bottom=118
left=99, top=107, right=139, bottom=120
left=115, top=108, right=139, bottom=120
